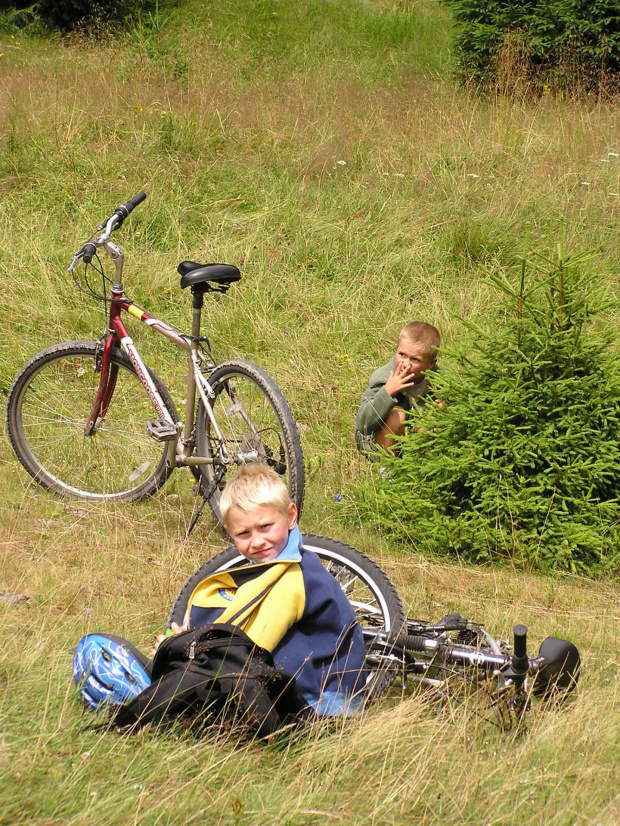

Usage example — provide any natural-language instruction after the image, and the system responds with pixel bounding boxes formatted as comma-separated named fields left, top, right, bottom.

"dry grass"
left=1, top=1, right=620, bottom=822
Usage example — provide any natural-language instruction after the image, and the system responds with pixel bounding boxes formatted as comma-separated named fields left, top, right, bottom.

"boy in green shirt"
left=355, top=321, right=441, bottom=456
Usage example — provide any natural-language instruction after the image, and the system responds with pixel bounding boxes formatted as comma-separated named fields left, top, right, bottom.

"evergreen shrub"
left=354, top=250, right=620, bottom=575
left=444, top=0, right=620, bottom=94
left=0, top=0, right=155, bottom=30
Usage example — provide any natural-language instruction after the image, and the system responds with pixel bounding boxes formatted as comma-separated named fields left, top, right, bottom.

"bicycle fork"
left=85, top=306, right=179, bottom=469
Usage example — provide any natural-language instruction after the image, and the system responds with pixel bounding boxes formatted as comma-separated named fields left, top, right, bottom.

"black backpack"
left=113, top=622, right=310, bottom=737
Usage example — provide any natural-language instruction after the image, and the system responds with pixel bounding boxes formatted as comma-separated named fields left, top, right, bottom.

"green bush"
left=0, top=0, right=155, bottom=30
left=444, top=0, right=620, bottom=93
left=354, top=250, right=620, bottom=575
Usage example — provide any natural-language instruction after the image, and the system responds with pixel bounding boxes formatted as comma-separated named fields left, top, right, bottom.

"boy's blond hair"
left=399, top=321, right=441, bottom=360
left=220, top=464, right=292, bottom=525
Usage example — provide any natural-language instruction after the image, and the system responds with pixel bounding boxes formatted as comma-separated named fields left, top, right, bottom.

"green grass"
left=1, top=0, right=620, bottom=822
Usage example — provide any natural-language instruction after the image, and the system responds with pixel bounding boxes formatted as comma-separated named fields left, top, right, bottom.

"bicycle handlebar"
left=511, top=623, right=529, bottom=676
left=82, top=243, right=97, bottom=265
left=112, top=191, right=147, bottom=224
left=69, top=192, right=147, bottom=270
left=395, top=632, right=437, bottom=653
left=96, top=191, right=147, bottom=233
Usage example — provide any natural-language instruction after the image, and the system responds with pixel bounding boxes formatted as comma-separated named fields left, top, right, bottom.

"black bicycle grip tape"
left=82, top=243, right=97, bottom=264
left=124, top=191, right=147, bottom=214
left=394, top=633, right=431, bottom=653
left=511, top=624, right=529, bottom=676
left=513, top=624, right=528, bottom=660
left=113, top=192, right=146, bottom=224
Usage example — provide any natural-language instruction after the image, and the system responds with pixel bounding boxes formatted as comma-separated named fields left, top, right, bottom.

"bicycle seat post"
left=182, top=288, right=204, bottom=445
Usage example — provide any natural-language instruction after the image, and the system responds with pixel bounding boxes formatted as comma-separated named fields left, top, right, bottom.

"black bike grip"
left=115, top=191, right=147, bottom=220
left=82, top=242, right=97, bottom=265
left=513, top=624, right=527, bottom=659
left=394, top=632, right=432, bottom=653
left=511, top=624, right=529, bottom=675
left=125, top=191, right=147, bottom=212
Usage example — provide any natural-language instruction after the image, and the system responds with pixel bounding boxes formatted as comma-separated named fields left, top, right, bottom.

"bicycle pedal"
left=146, top=420, right=178, bottom=441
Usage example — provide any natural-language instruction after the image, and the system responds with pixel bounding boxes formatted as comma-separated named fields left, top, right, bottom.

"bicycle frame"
left=367, top=629, right=515, bottom=687
left=363, top=618, right=573, bottom=730
left=83, top=238, right=259, bottom=473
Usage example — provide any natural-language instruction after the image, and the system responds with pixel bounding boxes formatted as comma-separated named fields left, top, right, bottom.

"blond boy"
left=168, top=465, right=367, bottom=716
left=355, top=321, right=441, bottom=454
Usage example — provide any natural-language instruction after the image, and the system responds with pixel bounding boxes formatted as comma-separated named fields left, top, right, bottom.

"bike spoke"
left=8, top=345, right=174, bottom=499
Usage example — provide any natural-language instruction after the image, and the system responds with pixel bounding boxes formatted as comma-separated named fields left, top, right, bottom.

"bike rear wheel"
left=6, top=341, right=177, bottom=502
left=168, top=534, right=405, bottom=703
left=195, top=360, right=305, bottom=523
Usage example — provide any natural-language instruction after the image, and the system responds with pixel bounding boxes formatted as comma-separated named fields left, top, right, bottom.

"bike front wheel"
left=195, top=359, right=305, bottom=523
left=6, top=341, right=177, bottom=502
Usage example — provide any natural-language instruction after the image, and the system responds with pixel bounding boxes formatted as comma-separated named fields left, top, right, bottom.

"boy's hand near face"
left=384, top=336, right=436, bottom=398
left=384, top=359, right=416, bottom=397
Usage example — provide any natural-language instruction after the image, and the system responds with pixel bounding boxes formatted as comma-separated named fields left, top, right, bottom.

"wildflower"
left=336, top=160, right=347, bottom=166
left=334, top=493, right=342, bottom=502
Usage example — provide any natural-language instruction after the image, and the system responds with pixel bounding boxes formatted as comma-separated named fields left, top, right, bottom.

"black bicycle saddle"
left=178, top=261, right=241, bottom=290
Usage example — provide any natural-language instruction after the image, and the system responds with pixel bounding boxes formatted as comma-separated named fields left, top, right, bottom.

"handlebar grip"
left=82, top=243, right=97, bottom=265
left=394, top=632, right=432, bottom=653
left=115, top=191, right=147, bottom=222
left=511, top=623, right=529, bottom=675
left=124, top=191, right=147, bottom=213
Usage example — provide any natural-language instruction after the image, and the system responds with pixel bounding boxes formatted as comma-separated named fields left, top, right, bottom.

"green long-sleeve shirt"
left=355, top=357, right=436, bottom=447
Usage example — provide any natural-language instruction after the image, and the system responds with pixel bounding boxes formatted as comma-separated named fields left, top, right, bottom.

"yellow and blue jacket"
left=184, top=526, right=367, bottom=716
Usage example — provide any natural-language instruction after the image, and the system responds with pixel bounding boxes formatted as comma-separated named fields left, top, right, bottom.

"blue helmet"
left=73, top=634, right=151, bottom=711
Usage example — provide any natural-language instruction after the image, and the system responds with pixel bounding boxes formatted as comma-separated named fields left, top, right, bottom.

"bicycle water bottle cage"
left=178, top=261, right=241, bottom=294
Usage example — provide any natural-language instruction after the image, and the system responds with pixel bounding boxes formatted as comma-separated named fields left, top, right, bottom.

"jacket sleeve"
left=355, top=364, right=397, bottom=436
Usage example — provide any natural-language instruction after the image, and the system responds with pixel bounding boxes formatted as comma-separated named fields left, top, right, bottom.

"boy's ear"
left=287, top=501, right=298, bottom=529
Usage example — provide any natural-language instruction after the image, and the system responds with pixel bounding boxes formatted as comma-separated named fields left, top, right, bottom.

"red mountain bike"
left=6, top=193, right=305, bottom=526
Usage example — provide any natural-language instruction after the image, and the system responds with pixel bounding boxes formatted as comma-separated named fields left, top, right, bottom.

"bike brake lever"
left=68, top=251, right=83, bottom=272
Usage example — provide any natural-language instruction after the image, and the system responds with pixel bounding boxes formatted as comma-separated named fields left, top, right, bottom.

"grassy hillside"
left=1, top=1, right=619, bottom=823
